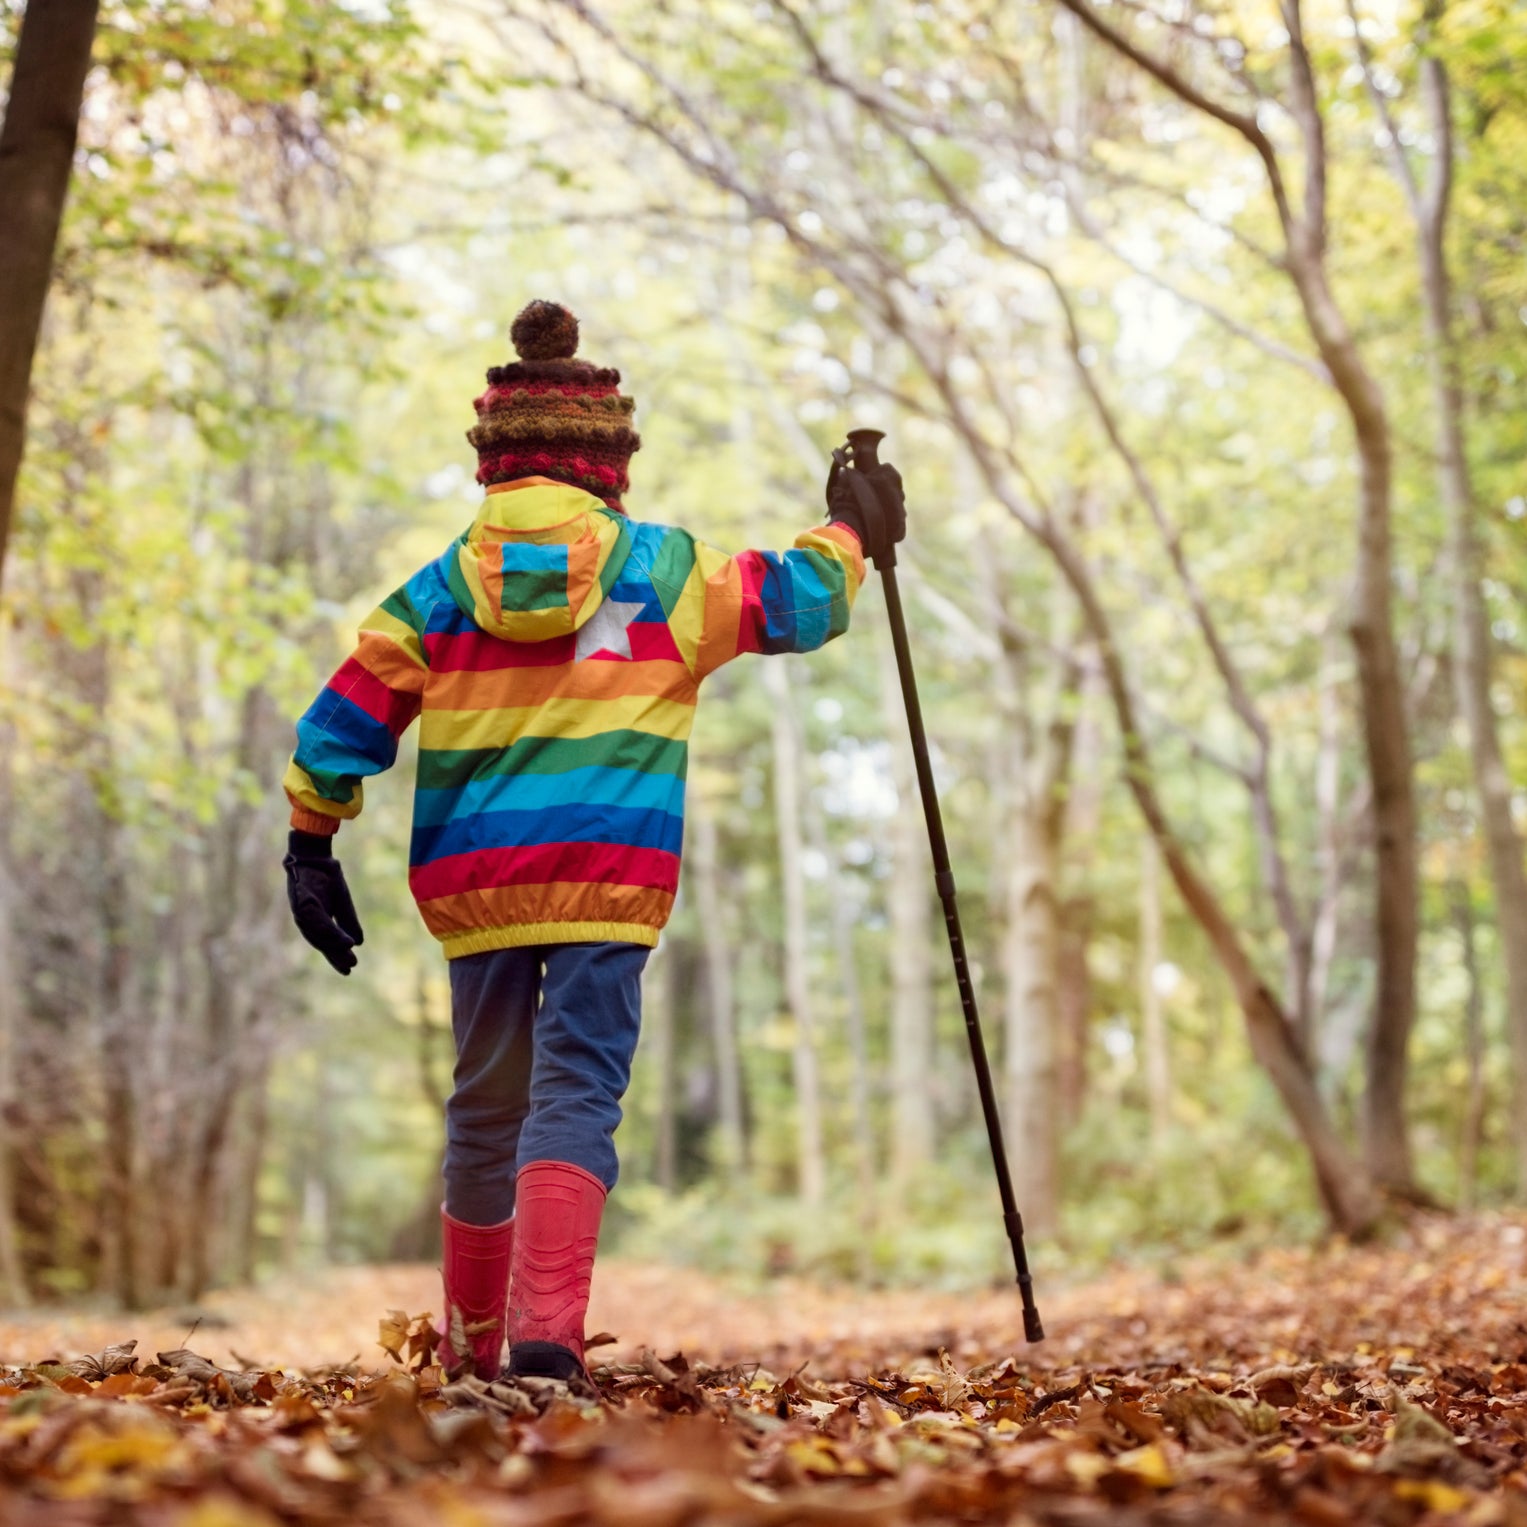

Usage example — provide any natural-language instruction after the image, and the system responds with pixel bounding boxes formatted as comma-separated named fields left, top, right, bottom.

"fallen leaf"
left=377, top=1310, right=410, bottom=1365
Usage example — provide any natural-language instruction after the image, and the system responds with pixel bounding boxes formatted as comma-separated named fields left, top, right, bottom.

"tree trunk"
left=1002, top=802, right=1061, bottom=1234
left=183, top=1024, right=238, bottom=1297
left=64, top=576, right=143, bottom=1307
left=690, top=790, right=747, bottom=1170
left=803, top=787, right=877, bottom=1236
left=979, top=496, right=1084, bottom=1236
left=878, top=624, right=936, bottom=1181
left=182, top=810, right=254, bottom=1299
left=1139, top=835, right=1171, bottom=1145
left=1407, top=45, right=1527, bottom=1191
left=828, top=848, right=876, bottom=1217
left=765, top=660, right=825, bottom=1207
left=99, top=842, right=141, bottom=1310
left=1281, top=253, right=1418, bottom=1198
left=230, top=1059, right=272, bottom=1286
left=1307, top=645, right=1347, bottom=1052
left=987, top=604, right=1067, bottom=1233
left=1055, top=903, right=1093, bottom=1125
left=0, top=708, right=31, bottom=1307
left=1056, top=666, right=1104, bottom=1124
left=391, top=972, right=448, bottom=1261
left=1452, top=881, right=1486, bottom=1212
left=0, top=918, right=29, bottom=1305
left=0, top=0, right=101, bottom=583
left=1438, top=391, right=1527, bottom=1191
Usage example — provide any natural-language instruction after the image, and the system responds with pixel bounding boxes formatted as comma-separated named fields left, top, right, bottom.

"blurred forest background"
left=0, top=0, right=1523, bottom=1312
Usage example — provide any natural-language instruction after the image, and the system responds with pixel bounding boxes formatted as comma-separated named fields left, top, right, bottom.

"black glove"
left=283, top=830, right=364, bottom=975
left=826, top=459, right=907, bottom=565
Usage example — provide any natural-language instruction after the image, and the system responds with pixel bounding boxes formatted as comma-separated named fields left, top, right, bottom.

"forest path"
left=0, top=1214, right=1522, bottom=1524
left=0, top=1254, right=1096, bottom=1373
left=0, top=1210, right=1519, bottom=1378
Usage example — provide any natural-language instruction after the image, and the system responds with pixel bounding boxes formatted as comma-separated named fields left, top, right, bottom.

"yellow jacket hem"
left=439, top=921, right=661, bottom=959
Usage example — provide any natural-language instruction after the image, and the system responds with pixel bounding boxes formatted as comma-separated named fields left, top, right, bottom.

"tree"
left=766, top=658, right=827, bottom=1207
left=1, top=0, right=436, bottom=1301
left=878, top=623, right=937, bottom=1184
left=1347, top=0, right=1527, bottom=1190
left=1050, top=0, right=1423, bottom=1201
left=0, top=0, right=100, bottom=585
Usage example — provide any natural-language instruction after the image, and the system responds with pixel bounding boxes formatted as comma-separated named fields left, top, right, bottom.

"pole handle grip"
left=846, top=427, right=885, bottom=469
left=838, top=429, right=894, bottom=568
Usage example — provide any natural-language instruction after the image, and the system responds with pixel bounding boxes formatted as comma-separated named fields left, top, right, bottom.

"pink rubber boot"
left=506, top=1160, right=606, bottom=1382
left=436, top=1209, right=514, bottom=1380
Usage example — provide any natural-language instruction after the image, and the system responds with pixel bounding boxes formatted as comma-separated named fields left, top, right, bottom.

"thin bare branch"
left=1066, top=195, right=1329, bottom=380
left=980, top=33, right=1286, bottom=270
left=1279, top=0, right=1328, bottom=253
left=1048, top=0, right=1297, bottom=238
left=1344, top=0, right=1422, bottom=219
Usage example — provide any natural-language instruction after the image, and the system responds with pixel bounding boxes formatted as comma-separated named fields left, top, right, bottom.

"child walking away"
left=281, top=301, right=906, bottom=1387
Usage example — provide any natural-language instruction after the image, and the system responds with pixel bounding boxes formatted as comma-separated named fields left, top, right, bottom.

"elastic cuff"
left=826, top=519, right=864, bottom=547
left=290, top=807, right=341, bottom=836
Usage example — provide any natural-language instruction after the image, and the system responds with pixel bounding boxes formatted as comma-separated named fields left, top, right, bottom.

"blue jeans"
left=443, top=941, right=649, bottom=1225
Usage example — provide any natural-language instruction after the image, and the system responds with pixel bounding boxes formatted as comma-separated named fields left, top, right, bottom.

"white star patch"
left=574, top=599, right=646, bottom=662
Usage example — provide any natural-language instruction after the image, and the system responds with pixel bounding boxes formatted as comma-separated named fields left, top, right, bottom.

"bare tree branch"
left=1049, top=0, right=1297, bottom=238
left=1279, top=0, right=1328, bottom=253
left=1344, top=0, right=1422, bottom=219
left=1064, top=195, right=1330, bottom=381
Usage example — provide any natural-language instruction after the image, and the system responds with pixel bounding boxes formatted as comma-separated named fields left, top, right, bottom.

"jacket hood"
left=443, top=481, right=633, bottom=643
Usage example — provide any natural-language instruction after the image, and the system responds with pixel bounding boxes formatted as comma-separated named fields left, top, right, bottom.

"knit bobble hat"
left=467, top=300, right=641, bottom=507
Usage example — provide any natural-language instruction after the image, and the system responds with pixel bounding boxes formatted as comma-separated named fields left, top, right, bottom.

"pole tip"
left=1023, top=1307, right=1046, bottom=1344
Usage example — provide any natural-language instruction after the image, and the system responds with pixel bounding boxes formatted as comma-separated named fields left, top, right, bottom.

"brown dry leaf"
left=174, top=1497, right=285, bottom=1527
left=377, top=1309, right=411, bottom=1365
left=1248, top=1361, right=1315, bottom=1406
left=47, top=1412, right=192, bottom=1500
left=1375, top=1386, right=1490, bottom=1485
left=271, top=1393, right=324, bottom=1432
left=1162, top=1385, right=1279, bottom=1444
left=1109, top=1441, right=1176, bottom=1488
left=441, top=1304, right=467, bottom=1367
left=97, top=1373, right=159, bottom=1398
left=933, top=1348, right=971, bottom=1410
left=156, top=1347, right=264, bottom=1405
left=1393, top=1477, right=1476, bottom=1513
left=66, top=1340, right=140, bottom=1382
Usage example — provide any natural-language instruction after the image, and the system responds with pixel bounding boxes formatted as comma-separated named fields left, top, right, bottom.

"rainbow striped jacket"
left=284, top=478, right=865, bottom=958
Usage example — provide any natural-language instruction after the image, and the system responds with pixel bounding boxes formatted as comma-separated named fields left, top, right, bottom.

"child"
left=281, top=300, right=904, bottom=1385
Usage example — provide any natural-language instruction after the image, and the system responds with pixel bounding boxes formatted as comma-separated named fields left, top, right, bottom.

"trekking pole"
left=836, top=427, right=1045, bottom=1344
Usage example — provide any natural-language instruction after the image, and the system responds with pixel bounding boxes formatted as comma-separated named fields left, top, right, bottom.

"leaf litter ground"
left=0, top=1214, right=1525, bottom=1524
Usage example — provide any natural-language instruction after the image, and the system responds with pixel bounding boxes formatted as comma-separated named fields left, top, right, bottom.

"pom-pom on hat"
left=468, top=300, right=641, bottom=507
